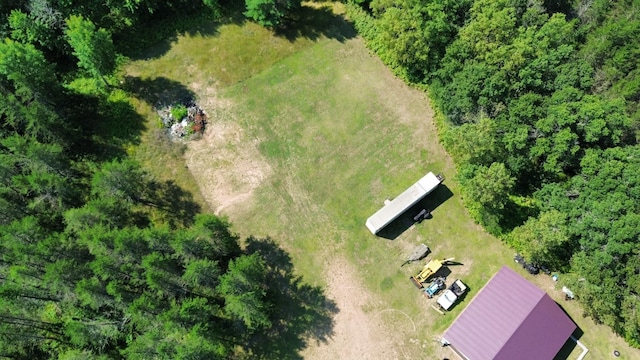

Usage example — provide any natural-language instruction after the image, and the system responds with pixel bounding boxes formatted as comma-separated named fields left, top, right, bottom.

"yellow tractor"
left=410, top=258, right=454, bottom=288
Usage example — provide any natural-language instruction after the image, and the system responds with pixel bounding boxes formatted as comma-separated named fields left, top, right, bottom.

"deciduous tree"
left=244, top=0, right=301, bottom=28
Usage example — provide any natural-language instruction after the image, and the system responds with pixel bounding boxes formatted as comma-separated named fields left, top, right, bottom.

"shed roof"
left=443, top=266, right=576, bottom=360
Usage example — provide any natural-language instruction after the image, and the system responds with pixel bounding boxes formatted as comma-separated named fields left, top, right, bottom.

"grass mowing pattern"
left=127, top=4, right=639, bottom=358
left=219, top=36, right=520, bottom=355
left=126, top=20, right=320, bottom=213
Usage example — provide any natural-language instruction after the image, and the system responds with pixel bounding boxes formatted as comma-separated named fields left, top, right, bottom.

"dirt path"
left=184, top=110, right=412, bottom=360
left=301, top=258, right=400, bottom=360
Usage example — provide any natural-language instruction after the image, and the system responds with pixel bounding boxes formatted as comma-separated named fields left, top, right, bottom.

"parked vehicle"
left=423, top=277, right=446, bottom=298
left=436, top=279, right=467, bottom=311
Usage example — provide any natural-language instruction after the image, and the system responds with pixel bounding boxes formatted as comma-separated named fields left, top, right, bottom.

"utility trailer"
left=401, top=244, right=430, bottom=267
left=365, top=172, right=444, bottom=234
left=436, top=279, right=467, bottom=311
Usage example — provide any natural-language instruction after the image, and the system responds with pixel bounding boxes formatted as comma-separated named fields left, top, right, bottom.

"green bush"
left=171, top=104, right=188, bottom=122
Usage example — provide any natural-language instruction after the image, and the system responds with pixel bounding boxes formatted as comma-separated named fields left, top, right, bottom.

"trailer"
left=365, top=172, right=444, bottom=234
left=401, top=244, right=430, bottom=267
left=436, top=279, right=467, bottom=311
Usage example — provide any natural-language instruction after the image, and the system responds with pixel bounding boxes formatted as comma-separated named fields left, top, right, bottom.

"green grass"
left=194, top=29, right=517, bottom=356
left=126, top=3, right=640, bottom=359
left=124, top=12, right=325, bottom=207
left=126, top=20, right=319, bottom=88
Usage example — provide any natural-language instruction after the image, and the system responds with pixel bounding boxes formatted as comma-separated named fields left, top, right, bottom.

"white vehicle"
left=437, top=279, right=467, bottom=311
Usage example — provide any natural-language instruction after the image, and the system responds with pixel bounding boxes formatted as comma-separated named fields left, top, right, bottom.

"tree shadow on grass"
left=377, top=185, right=454, bottom=240
left=118, top=76, right=202, bottom=227
left=123, top=76, right=196, bottom=107
left=63, top=91, right=145, bottom=161
left=244, top=237, right=338, bottom=359
left=117, top=8, right=236, bottom=60
left=145, top=179, right=202, bottom=229
left=275, top=4, right=357, bottom=42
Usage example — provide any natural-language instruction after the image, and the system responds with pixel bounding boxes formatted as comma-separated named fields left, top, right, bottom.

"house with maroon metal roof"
left=442, top=266, right=577, bottom=360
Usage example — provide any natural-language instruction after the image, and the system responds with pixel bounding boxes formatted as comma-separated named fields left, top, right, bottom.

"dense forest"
left=348, top=0, right=640, bottom=347
left=0, top=0, right=335, bottom=358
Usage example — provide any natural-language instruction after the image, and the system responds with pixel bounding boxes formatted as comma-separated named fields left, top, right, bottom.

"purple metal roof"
left=443, top=266, right=576, bottom=360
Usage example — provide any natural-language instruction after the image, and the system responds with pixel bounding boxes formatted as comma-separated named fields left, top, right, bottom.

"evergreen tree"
left=65, top=15, right=116, bottom=85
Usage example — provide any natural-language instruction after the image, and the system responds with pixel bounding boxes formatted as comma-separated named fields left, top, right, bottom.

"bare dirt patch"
left=301, top=258, right=402, bottom=360
left=184, top=117, right=271, bottom=215
left=190, top=82, right=231, bottom=110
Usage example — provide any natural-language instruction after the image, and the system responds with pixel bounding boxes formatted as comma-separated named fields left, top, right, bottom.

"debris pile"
left=156, top=100, right=207, bottom=139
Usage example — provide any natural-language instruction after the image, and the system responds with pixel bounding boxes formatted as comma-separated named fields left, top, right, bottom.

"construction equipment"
left=410, top=258, right=454, bottom=288
left=423, top=277, right=446, bottom=298
left=436, top=279, right=467, bottom=311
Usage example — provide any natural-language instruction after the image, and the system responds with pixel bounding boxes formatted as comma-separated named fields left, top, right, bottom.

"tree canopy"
left=244, top=0, right=302, bottom=28
left=0, top=1, right=335, bottom=357
left=348, top=0, right=640, bottom=346
left=3, top=0, right=640, bottom=351
left=65, top=15, right=117, bottom=84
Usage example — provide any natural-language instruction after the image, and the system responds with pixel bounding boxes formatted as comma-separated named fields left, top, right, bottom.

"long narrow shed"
left=365, top=172, right=443, bottom=235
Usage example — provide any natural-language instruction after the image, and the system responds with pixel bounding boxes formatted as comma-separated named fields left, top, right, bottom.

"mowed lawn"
left=127, top=3, right=638, bottom=359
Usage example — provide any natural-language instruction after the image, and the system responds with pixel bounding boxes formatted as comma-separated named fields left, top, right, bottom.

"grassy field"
left=126, top=3, right=639, bottom=359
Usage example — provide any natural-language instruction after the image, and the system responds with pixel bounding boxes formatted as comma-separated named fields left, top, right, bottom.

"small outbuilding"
left=442, top=266, right=576, bottom=360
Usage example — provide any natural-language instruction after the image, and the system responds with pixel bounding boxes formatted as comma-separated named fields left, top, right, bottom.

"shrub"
left=171, top=104, right=188, bottom=122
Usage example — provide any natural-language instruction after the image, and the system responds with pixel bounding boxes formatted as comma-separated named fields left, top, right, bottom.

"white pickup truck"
left=436, top=279, right=467, bottom=311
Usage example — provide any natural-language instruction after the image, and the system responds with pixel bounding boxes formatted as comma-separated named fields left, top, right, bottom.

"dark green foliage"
left=368, top=0, right=472, bottom=82
left=170, top=103, right=188, bottom=121
left=0, top=38, right=58, bottom=103
left=65, top=15, right=117, bottom=84
left=244, top=0, right=302, bottom=28
left=441, top=115, right=498, bottom=165
left=218, top=254, right=272, bottom=330
left=350, top=0, right=471, bottom=82
left=1, top=2, right=334, bottom=357
left=2, top=0, right=637, bottom=351
left=351, top=0, right=640, bottom=346
left=7, top=9, right=66, bottom=54
left=90, top=159, right=148, bottom=204
left=2, top=163, right=333, bottom=357
left=507, top=209, right=573, bottom=270
left=530, top=88, right=631, bottom=174
left=0, top=135, right=77, bottom=228
left=534, top=146, right=640, bottom=345
left=457, top=162, right=515, bottom=234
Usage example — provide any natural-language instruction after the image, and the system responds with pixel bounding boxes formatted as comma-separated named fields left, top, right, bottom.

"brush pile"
left=156, top=100, right=207, bottom=139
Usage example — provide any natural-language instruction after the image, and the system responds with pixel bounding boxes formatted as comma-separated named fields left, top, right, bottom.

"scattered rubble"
left=156, top=99, right=207, bottom=139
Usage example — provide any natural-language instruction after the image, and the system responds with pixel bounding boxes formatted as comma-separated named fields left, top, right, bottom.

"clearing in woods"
left=127, top=3, right=639, bottom=359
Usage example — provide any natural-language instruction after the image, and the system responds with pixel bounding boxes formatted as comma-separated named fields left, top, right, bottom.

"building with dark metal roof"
left=442, top=266, right=576, bottom=360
